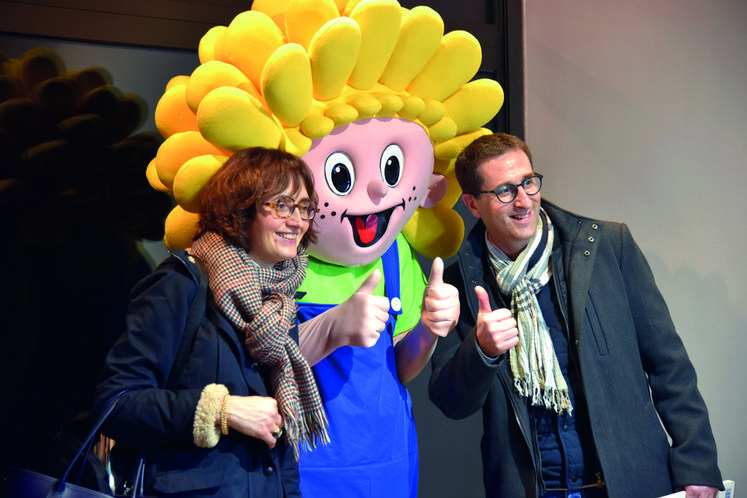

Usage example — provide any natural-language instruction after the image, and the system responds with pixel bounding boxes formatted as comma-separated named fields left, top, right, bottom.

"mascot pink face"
left=303, top=117, right=436, bottom=267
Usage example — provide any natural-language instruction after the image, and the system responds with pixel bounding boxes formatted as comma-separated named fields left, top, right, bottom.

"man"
left=428, top=132, right=722, bottom=498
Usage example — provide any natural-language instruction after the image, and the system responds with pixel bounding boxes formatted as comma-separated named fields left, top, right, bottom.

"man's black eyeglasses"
left=264, top=197, right=318, bottom=220
left=471, top=174, right=543, bottom=204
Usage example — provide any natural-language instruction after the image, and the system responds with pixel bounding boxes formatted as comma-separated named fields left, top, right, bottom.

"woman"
left=94, top=147, right=328, bottom=497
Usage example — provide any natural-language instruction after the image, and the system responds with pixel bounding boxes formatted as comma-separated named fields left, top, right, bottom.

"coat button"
left=592, top=223, right=599, bottom=230
left=587, top=236, right=595, bottom=242
left=263, top=466, right=275, bottom=476
left=584, top=251, right=590, bottom=256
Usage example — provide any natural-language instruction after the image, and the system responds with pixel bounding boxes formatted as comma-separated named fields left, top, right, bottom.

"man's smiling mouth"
left=343, top=201, right=405, bottom=247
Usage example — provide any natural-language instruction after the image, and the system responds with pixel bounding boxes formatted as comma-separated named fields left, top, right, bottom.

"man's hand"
left=474, top=285, right=519, bottom=358
left=684, top=485, right=719, bottom=498
left=421, top=257, right=460, bottom=338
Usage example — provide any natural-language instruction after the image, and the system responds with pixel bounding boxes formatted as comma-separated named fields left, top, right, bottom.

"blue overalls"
left=296, top=241, right=419, bottom=498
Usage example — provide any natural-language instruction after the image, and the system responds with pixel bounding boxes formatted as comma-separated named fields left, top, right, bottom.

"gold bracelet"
left=220, top=394, right=231, bottom=435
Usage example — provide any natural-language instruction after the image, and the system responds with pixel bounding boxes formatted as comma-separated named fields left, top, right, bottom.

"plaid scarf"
left=191, top=231, right=329, bottom=457
left=485, top=209, right=572, bottom=415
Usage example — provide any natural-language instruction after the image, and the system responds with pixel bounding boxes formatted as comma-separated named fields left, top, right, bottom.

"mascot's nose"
left=367, top=179, right=389, bottom=200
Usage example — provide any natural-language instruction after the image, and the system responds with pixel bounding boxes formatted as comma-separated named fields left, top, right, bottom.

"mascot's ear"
left=420, top=173, right=448, bottom=209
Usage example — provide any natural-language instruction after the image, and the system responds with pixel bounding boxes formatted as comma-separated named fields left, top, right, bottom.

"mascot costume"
left=149, top=0, right=504, bottom=495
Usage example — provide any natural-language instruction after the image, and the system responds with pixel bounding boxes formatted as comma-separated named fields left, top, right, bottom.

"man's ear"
left=461, top=193, right=481, bottom=218
left=419, top=173, right=448, bottom=208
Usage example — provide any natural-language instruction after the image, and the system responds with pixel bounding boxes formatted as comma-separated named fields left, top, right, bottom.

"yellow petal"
left=186, top=60, right=252, bottom=112
left=198, top=26, right=227, bottom=64
left=225, top=11, right=285, bottom=87
left=443, top=78, right=504, bottom=134
left=348, top=0, right=402, bottom=90
left=407, top=30, right=481, bottom=102
left=154, top=131, right=223, bottom=191
left=379, top=6, right=443, bottom=91
left=164, top=205, right=200, bottom=250
left=262, top=44, right=312, bottom=127
left=402, top=204, right=464, bottom=259
left=252, top=0, right=291, bottom=32
left=309, top=17, right=361, bottom=101
left=285, top=0, right=340, bottom=50
left=173, top=154, right=228, bottom=212
left=146, top=159, right=168, bottom=192
left=197, top=86, right=283, bottom=151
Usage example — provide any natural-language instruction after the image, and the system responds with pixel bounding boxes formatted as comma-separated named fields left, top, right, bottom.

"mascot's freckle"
left=150, top=0, right=504, bottom=495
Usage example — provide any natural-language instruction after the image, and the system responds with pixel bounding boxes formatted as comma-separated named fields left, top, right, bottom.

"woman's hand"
left=221, top=395, right=284, bottom=448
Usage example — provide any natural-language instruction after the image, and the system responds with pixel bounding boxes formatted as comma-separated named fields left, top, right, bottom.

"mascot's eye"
left=380, top=144, right=403, bottom=188
left=325, top=152, right=355, bottom=196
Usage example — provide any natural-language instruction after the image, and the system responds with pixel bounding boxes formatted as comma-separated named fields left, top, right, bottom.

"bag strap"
left=165, top=255, right=208, bottom=390
left=54, top=392, right=127, bottom=495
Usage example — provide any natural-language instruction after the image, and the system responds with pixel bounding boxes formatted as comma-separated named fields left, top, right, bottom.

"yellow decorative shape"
left=308, top=17, right=361, bottom=101
left=418, top=99, right=445, bottom=125
left=379, top=6, right=443, bottom=91
left=443, top=79, right=504, bottom=135
left=164, top=205, right=200, bottom=250
left=300, top=113, right=335, bottom=138
left=398, top=95, right=425, bottom=120
left=197, top=86, right=283, bottom=152
left=284, top=127, right=312, bottom=156
left=146, top=159, right=169, bottom=192
left=376, top=93, right=403, bottom=116
left=198, top=26, right=227, bottom=63
left=165, top=75, right=189, bottom=92
left=428, top=116, right=457, bottom=142
left=403, top=203, right=464, bottom=259
left=252, top=0, right=291, bottom=30
left=285, top=0, right=339, bottom=50
left=225, top=11, right=285, bottom=87
left=262, top=43, right=313, bottom=127
left=186, top=60, right=252, bottom=112
left=173, top=154, right=228, bottom=212
left=348, top=0, right=402, bottom=90
left=154, top=131, right=223, bottom=190
left=154, top=84, right=198, bottom=139
left=347, top=93, right=381, bottom=118
left=407, top=30, right=481, bottom=102
left=324, top=102, right=359, bottom=126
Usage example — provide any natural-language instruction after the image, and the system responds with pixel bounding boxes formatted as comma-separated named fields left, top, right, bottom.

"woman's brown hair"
left=197, top=147, right=318, bottom=252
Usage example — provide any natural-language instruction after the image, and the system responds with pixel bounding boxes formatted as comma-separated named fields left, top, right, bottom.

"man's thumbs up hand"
left=421, top=257, right=460, bottom=338
left=474, top=286, right=518, bottom=358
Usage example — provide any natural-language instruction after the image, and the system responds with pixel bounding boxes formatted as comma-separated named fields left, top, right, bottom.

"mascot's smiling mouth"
left=343, top=200, right=405, bottom=248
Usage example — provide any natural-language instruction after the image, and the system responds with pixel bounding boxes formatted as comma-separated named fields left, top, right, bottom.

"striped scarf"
left=485, top=209, right=572, bottom=415
left=191, top=231, right=329, bottom=458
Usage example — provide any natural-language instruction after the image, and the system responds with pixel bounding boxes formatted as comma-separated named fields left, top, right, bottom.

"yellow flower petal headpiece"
left=151, top=0, right=504, bottom=258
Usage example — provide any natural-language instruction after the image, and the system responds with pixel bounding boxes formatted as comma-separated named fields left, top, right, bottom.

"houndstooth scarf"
left=191, top=231, right=329, bottom=458
left=485, top=209, right=572, bottom=415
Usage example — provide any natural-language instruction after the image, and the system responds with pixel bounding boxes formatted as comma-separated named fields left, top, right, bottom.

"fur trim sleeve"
left=193, top=383, right=229, bottom=448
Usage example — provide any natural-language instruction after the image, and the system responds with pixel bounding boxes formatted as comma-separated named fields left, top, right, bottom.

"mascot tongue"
left=355, top=214, right=378, bottom=245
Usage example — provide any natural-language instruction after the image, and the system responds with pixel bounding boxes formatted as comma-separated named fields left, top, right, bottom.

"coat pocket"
left=584, top=299, right=609, bottom=355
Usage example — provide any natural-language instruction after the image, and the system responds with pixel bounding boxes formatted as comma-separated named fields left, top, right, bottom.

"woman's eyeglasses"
left=264, top=197, right=318, bottom=220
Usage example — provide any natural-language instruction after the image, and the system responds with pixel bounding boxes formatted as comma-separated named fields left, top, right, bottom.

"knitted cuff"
left=193, top=383, right=229, bottom=448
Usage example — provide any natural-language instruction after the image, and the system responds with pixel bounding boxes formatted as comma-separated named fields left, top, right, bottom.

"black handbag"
left=2, top=392, right=147, bottom=497
left=1, top=254, right=208, bottom=498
